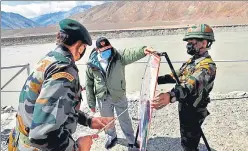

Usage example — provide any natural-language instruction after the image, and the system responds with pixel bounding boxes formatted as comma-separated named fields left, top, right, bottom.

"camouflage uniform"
left=158, top=24, right=217, bottom=151
left=9, top=45, right=92, bottom=151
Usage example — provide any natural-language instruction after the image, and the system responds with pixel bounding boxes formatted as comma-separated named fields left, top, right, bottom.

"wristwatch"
left=168, top=91, right=177, bottom=103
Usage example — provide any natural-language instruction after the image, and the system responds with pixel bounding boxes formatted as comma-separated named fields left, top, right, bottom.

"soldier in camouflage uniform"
left=7, top=19, right=113, bottom=151
left=151, top=24, right=217, bottom=151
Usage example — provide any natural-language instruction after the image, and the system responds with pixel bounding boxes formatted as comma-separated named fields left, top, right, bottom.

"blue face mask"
left=100, top=49, right=112, bottom=59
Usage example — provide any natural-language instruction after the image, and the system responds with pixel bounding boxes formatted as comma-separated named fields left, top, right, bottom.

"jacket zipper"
left=89, top=52, right=116, bottom=95
left=88, top=63, right=108, bottom=95
left=88, top=63, right=106, bottom=79
left=106, top=56, right=114, bottom=78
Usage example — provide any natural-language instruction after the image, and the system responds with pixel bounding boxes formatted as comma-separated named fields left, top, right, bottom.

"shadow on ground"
left=1, top=129, right=11, bottom=151
left=147, top=137, right=217, bottom=151
left=1, top=128, right=11, bottom=141
left=117, top=137, right=217, bottom=151
left=1, top=130, right=217, bottom=151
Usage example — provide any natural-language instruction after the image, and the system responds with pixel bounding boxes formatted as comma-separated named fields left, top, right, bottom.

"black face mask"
left=79, top=47, right=86, bottom=60
left=186, top=43, right=200, bottom=56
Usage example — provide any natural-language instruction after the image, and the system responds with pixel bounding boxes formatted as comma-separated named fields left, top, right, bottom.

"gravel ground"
left=1, top=91, right=248, bottom=151
left=1, top=25, right=248, bottom=47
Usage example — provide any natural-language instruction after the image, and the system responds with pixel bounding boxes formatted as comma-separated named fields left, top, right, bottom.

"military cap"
left=183, top=24, right=215, bottom=42
left=96, top=37, right=111, bottom=48
left=59, top=19, right=92, bottom=46
left=95, top=37, right=112, bottom=51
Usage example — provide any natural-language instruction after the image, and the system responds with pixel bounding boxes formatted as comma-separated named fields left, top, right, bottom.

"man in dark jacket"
left=85, top=37, right=155, bottom=149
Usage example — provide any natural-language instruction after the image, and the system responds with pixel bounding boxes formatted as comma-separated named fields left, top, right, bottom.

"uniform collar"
left=53, top=45, right=79, bottom=72
left=55, top=45, right=74, bottom=61
left=193, top=51, right=210, bottom=63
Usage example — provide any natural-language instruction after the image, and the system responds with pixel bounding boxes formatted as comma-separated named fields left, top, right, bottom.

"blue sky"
left=1, top=1, right=106, bottom=18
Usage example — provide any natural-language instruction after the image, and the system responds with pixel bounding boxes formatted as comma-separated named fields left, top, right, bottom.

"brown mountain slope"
left=2, top=1, right=248, bottom=38
left=70, top=1, right=248, bottom=24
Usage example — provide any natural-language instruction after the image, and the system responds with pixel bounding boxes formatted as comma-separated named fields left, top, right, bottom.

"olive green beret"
left=59, top=19, right=92, bottom=46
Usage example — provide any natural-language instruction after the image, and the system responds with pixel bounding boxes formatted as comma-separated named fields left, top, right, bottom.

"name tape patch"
left=52, top=72, right=74, bottom=81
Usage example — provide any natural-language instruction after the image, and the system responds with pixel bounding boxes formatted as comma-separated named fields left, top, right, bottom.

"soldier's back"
left=17, top=45, right=78, bottom=133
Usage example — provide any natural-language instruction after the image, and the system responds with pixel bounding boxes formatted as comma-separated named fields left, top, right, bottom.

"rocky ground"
left=1, top=25, right=248, bottom=47
left=1, top=91, right=248, bottom=151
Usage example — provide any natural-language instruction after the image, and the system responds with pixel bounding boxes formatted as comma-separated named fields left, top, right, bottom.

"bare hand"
left=90, top=108, right=96, bottom=113
left=144, top=46, right=156, bottom=55
left=91, top=117, right=115, bottom=130
left=77, top=135, right=93, bottom=151
left=151, top=93, right=170, bottom=110
left=81, top=86, right=86, bottom=91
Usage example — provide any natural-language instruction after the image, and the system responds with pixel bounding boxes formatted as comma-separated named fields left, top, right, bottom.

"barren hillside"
left=2, top=1, right=248, bottom=38
left=71, top=1, right=248, bottom=24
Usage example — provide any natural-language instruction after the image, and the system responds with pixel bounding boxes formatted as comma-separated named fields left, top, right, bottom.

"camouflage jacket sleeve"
left=28, top=62, right=86, bottom=148
left=120, top=46, right=147, bottom=66
left=85, top=67, right=96, bottom=109
left=171, top=63, right=216, bottom=107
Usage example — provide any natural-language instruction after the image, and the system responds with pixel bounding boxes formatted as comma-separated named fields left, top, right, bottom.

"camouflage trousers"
left=178, top=102, right=210, bottom=151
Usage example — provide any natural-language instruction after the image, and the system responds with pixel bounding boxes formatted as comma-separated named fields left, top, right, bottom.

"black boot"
left=182, top=146, right=199, bottom=151
left=128, top=142, right=140, bottom=150
left=128, top=143, right=140, bottom=148
left=105, top=136, right=118, bottom=149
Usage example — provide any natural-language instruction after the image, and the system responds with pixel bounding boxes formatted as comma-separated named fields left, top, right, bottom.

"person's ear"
left=203, top=40, right=208, bottom=48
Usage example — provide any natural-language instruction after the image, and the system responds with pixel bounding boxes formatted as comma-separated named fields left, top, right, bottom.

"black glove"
left=157, top=74, right=176, bottom=85
left=77, top=110, right=92, bottom=127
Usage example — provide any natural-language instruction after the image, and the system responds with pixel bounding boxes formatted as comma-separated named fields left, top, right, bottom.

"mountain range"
left=1, top=5, right=92, bottom=29
left=1, top=1, right=248, bottom=37
left=1, top=11, right=40, bottom=29
left=70, top=1, right=248, bottom=24
left=30, top=5, right=92, bottom=26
